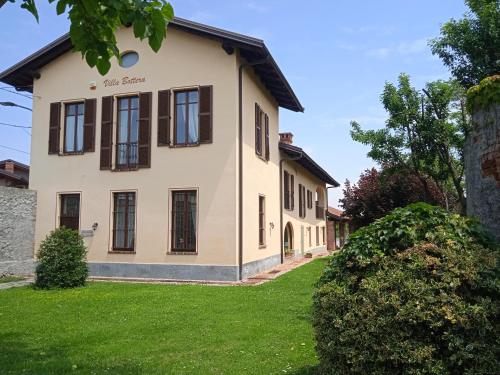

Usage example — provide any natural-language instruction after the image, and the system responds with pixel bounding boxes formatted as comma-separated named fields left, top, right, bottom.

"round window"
left=119, top=51, right=139, bottom=68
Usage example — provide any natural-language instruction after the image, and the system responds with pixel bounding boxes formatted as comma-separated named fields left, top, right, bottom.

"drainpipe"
left=238, top=55, right=269, bottom=280
left=279, top=154, right=302, bottom=263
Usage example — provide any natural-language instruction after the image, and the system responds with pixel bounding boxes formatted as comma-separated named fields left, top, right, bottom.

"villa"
left=0, top=18, right=338, bottom=281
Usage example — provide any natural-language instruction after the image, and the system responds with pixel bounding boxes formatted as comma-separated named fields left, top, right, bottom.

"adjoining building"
left=0, top=18, right=338, bottom=281
left=0, top=159, right=29, bottom=188
left=326, top=207, right=351, bottom=250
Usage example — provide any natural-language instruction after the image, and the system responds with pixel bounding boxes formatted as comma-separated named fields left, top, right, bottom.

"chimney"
left=4, top=161, right=14, bottom=173
left=279, top=132, right=294, bottom=145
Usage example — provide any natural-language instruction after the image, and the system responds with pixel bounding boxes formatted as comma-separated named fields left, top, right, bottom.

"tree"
left=351, top=74, right=469, bottom=214
left=340, top=168, right=446, bottom=228
left=430, top=0, right=500, bottom=88
left=1, top=0, right=174, bottom=75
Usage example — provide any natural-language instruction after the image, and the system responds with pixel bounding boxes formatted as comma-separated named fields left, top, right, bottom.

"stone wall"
left=465, top=104, right=500, bottom=241
left=0, top=187, right=36, bottom=275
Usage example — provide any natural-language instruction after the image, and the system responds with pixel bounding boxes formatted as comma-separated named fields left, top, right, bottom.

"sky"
left=0, top=0, right=468, bottom=207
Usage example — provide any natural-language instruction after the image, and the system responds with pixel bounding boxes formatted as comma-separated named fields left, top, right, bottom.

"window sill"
left=108, top=250, right=136, bottom=254
left=112, top=167, right=139, bottom=172
left=169, top=143, right=200, bottom=148
left=167, top=251, right=198, bottom=255
left=259, top=245, right=267, bottom=249
left=60, top=152, right=85, bottom=156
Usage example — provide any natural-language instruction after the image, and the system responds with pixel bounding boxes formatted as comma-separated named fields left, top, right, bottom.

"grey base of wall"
left=293, top=245, right=327, bottom=258
left=0, top=260, right=35, bottom=276
left=88, top=254, right=282, bottom=282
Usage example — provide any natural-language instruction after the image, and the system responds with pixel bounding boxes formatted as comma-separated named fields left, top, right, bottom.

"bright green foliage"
left=351, top=74, right=469, bottom=213
left=5, top=0, right=174, bottom=75
left=430, top=0, right=500, bottom=88
left=35, top=227, right=88, bottom=289
left=313, top=203, right=499, bottom=374
left=0, top=259, right=326, bottom=374
left=466, top=74, right=500, bottom=113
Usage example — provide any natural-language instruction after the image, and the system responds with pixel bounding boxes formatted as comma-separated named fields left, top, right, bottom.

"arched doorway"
left=284, top=222, right=294, bottom=257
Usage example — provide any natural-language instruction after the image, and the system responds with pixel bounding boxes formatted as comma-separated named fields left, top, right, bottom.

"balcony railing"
left=316, top=205, right=325, bottom=219
left=116, top=142, right=138, bottom=169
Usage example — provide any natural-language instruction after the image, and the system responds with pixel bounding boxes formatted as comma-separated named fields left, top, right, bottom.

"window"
left=112, top=192, right=136, bottom=251
left=60, top=194, right=80, bottom=231
left=255, top=103, right=269, bottom=160
left=64, top=102, right=84, bottom=153
left=116, top=96, right=139, bottom=169
left=259, top=195, right=266, bottom=247
left=316, top=226, right=320, bottom=246
left=119, top=51, right=139, bottom=68
left=171, top=190, right=197, bottom=252
left=322, top=226, right=326, bottom=245
left=308, top=227, right=312, bottom=247
left=174, top=90, right=199, bottom=145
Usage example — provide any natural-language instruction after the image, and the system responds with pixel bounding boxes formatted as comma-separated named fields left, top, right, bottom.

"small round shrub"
left=35, top=227, right=88, bottom=289
left=313, top=203, right=499, bottom=374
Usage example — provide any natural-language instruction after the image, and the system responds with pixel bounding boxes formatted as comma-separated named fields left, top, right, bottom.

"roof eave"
left=279, top=142, right=339, bottom=186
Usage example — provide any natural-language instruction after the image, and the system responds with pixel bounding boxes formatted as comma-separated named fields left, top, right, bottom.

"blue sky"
left=0, top=0, right=467, bottom=207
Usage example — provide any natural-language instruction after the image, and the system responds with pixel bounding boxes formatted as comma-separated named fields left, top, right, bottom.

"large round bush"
left=313, top=203, right=499, bottom=374
left=35, top=227, right=88, bottom=289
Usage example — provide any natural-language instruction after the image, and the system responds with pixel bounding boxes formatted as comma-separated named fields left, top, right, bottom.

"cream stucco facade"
left=2, top=19, right=337, bottom=281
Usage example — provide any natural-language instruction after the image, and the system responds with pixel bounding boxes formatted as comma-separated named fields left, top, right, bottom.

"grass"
left=0, top=258, right=328, bottom=375
left=0, top=276, right=24, bottom=284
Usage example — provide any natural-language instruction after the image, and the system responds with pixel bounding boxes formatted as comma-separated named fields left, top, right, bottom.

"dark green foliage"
left=313, top=203, right=499, bottom=374
left=430, top=0, right=500, bottom=88
left=35, top=227, right=88, bottom=289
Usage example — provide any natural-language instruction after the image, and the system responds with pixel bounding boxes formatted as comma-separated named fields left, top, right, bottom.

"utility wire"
left=0, top=87, right=33, bottom=99
left=0, top=121, right=31, bottom=129
left=0, top=144, right=29, bottom=154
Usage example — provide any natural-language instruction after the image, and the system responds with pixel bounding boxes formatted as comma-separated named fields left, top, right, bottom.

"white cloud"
left=339, top=25, right=396, bottom=36
left=188, top=10, right=215, bottom=23
left=365, top=37, right=430, bottom=59
left=318, top=115, right=387, bottom=129
left=366, top=47, right=391, bottom=59
left=245, top=2, right=271, bottom=12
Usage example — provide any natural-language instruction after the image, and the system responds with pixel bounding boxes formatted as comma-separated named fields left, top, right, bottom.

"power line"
left=0, top=121, right=31, bottom=129
left=0, top=144, right=29, bottom=154
left=0, top=87, right=33, bottom=99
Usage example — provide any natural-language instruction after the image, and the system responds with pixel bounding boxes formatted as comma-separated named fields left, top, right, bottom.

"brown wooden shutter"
left=100, top=96, right=113, bottom=170
left=138, top=92, right=152, bottom=168
left=303, top=186, right=306, bottom=217
left=299, top=184, right=303, bottom=217
left=290, top=175, right=295, bottom=210
left=255, top=103, right=262, bottom=155
left=157, top=90, right=171, bottom=146
left=48, top=102, right=61, bottom=154
left=199, top=85, right=213, bottom=143
left=283, top=170, right=289, bottom=209
left=264, top=113, right=269, bottom=161
left=83, top=98, right=96, bottom=152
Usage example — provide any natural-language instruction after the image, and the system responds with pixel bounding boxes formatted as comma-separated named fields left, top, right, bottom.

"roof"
left=279, top=142, right=339, bottom=186
left=327, top=207, right=344, bottom=220
left=0, top=169, right=29, bottom=185
left=0, top=159, right=30, bottom=170
left=0, top=17, right=303, bottom=112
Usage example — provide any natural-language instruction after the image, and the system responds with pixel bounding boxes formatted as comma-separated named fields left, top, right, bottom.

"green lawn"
left=0, top=259, right=328, bottom=375
left=0, top=276, right=24, bottom=284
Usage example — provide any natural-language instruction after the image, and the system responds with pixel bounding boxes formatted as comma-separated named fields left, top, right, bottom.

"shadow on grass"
left=0, top=332, right=141, bottom=374
left=291, top=364, right=320, bottom=374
